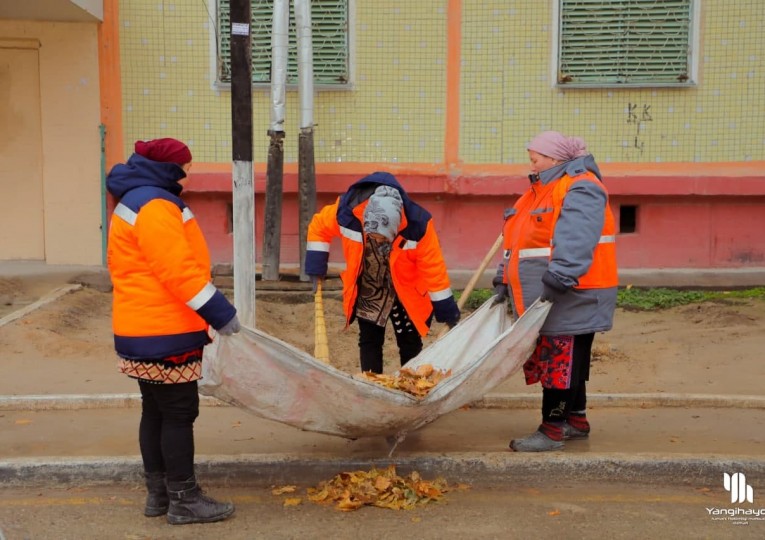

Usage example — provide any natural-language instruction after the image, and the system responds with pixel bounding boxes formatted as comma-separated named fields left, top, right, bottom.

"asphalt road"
left=1, top=481, right=763, bottom=540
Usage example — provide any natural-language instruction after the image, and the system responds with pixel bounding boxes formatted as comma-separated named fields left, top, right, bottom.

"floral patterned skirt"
left=523, top=335, right=574, bottom=390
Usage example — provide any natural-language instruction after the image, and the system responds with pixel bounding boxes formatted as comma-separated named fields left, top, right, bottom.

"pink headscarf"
left=527, top=131, right=589, bottom=161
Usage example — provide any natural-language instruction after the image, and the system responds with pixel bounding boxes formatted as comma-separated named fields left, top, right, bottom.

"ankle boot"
left=143, top=471, right=169, bottom=517
left=166, top=476, right=235, bottom=525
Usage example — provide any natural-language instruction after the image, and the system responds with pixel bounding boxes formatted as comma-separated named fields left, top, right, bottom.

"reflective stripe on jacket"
left=500, top=155, right=618, bottom=335
left=305, top=173, right=455, bottom=336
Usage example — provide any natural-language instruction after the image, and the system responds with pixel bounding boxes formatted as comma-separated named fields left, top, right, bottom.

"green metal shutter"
left=559, top=0, right=692, bottom=85
left=218, top=0, right=349, bottom=85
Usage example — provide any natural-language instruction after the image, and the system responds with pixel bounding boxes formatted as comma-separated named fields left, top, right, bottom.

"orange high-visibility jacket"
left=305, top=172, right=458, bottom=336
left=106, top=154, right=236, bottom=359
left=498, top=156, right=617, bottom=335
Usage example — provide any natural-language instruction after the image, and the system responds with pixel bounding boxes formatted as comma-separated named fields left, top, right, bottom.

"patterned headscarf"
left=363, top=185, right=403, bottom=242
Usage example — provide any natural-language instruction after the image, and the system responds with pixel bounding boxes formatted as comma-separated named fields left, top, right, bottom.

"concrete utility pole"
left=229, top=0, right=256, bottom=327
left=295, top=0, right=316, bottom=281
left=262, top=0, right=289, bottom=281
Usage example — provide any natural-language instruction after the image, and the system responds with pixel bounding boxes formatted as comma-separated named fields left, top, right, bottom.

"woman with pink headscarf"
left=492, top=131, right=618, bottom=452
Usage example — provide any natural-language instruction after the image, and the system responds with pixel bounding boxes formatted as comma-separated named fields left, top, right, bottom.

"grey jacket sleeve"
left=547, top=179, right=607, bottom=288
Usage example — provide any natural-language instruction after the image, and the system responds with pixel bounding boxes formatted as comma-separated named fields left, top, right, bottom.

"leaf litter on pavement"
left=272, top=464, right=469, bottom=511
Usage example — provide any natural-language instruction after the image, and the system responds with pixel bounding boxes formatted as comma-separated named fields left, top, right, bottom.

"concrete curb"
left=2, top=453, right=764, bottom=489
left=2, top=392, right=764, bottom=411
left=0, top=394, right=228, bottom=411
left=478, top=392, right=765, bottom=410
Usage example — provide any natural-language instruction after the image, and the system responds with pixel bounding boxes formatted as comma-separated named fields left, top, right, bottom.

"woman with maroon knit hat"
left=106, top=138, right=239, bottom=524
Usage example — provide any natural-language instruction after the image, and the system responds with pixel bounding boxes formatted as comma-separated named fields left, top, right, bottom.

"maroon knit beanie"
left=134, top=138, right=192, bottom=165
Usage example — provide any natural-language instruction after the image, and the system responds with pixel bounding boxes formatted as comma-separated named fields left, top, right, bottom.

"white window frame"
left=551, top=0, right=700, bottom=88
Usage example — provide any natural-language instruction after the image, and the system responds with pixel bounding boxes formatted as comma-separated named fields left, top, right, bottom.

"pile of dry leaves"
left=358, top=364, right=451, bottom=398
left=272, top=464, right=468, bottom=511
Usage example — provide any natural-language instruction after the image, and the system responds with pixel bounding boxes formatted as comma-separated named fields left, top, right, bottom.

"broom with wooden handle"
left=314, top=279, right=330, bottom=364
left=437, top=233, right=504, bottom=338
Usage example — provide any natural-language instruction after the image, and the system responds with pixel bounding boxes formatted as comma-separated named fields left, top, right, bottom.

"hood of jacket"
left=537, top=154, right=603, bottom=186
left=106, top=153, right=187, bottom=199
left=336, top=171, right=431, bottom=240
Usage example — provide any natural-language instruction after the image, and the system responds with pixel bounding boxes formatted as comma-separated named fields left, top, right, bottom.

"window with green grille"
left=217, top=0, right=349, bottom=85
left=558, top=0, right=695, bottom=86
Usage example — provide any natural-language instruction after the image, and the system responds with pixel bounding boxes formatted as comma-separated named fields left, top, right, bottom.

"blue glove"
left=218, top=315, right=241, bottom=336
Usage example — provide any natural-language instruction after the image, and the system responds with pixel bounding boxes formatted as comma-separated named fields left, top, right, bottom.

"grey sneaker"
left=563, top=422, right=590, bottom=440
left=509, top=430, right=564, bottom=452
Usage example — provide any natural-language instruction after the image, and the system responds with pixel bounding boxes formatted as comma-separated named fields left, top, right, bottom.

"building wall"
left=106, top=0, right=765, bottom=274
left=0, top=42, right=45, bottom=259
left=0, top=20, right=102, bottom=264
left=117, top=0, right=763, bottom=164
left=185, top=166, right=765, bottom=271
left=460, top=1, right=763, bottom=164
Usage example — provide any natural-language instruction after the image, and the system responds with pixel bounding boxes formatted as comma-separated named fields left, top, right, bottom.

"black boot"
left=166, top=476, right=235, bottom=525
left=143, top=472, right=169, bottom=517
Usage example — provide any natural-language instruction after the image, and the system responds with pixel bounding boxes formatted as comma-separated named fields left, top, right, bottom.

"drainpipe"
left=99, top=123, right=107, bottom=266
left=295, top=0, right=316, bottom=281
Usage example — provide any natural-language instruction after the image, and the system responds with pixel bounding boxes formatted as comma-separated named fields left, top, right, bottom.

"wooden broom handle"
left=313, top=279, right=330, bottom=364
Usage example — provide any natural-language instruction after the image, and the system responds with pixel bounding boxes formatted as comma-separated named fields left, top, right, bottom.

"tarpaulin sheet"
left=199, top=298, right=550, bottom=440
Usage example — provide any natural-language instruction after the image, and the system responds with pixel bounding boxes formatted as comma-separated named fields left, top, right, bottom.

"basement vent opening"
left=619, top=205, right=637, bottom=234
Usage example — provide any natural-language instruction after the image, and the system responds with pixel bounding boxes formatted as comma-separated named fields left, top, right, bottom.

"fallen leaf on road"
left=306, top=464, right=461, bottom=511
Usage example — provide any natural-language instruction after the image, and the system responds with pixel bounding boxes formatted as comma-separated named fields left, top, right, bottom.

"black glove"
left=446, top=312, right=461, bottom=329
left=491, top=283, right=509, bottom=306
left=309, top=275, right=324, bottom=293
left=540, top=284, right=560, bottom=303
left=218, top=315, right=241, bottom=336
left=540, top=271, right=569, bottom=303
left=433, top=296, right=460, bottom=325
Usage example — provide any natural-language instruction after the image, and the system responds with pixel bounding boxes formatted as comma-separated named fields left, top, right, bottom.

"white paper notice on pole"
left=231, top=23, right=249, bottom=36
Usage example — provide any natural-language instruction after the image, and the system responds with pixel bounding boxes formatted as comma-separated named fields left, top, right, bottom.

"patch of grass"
left=455, top=288, right=494, bottom=311
left=459, top=287, right=765, bottom=313
left=618, top=286, right=765, bottom=311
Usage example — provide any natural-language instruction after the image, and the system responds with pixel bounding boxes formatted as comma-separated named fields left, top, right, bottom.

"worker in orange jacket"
left=492, top=131, right=618, bottom=452
left=107, top=138, right=238, bottom=524
left=306, top=172, right=460, bottom=374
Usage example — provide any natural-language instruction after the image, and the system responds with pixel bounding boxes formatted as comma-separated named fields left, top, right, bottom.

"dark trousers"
left=357, top=301, right=422, bottom=374
left=541, top=333, right=594, bottom=423
left=138, top=380, right=199, bottom=482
